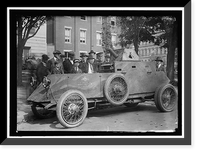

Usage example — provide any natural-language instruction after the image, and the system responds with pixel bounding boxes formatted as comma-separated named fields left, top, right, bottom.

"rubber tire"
left=154, top=83, right=178, bottom=112
left=31, top=103, right=55, bottom=119
left=104, top=74, right=129, bottom=105
left=56, top=90, right=88, bottom=128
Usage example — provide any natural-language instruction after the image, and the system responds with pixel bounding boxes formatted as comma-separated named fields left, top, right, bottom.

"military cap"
left=89, top=50, right=96, bottom=55
left=53, top=50, right=61, bottom=54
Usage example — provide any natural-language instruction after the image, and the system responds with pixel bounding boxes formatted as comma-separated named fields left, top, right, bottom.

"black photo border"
left=3, top=2, right=191, bottom=145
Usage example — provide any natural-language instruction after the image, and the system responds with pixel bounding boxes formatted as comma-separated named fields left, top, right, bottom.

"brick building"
left=46, top=16, right=121, bottom=59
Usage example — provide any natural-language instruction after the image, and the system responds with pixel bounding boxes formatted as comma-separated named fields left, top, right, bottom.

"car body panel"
left=27, top=61, right=169, bottom=103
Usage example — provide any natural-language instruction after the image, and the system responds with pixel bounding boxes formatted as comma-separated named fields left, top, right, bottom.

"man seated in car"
left=82, top=55, right=98, bottom=73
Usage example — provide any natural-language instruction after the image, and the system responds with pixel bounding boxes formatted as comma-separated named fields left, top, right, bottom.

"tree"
left=17, top=16, right=49, bottom=86
left=144, top=16, right=177, bottom=81
left=117, top=16, right=147, bottom=55
left=101, top=17, right=113, bottom=52
left=117, top=16, right=178, bottom=81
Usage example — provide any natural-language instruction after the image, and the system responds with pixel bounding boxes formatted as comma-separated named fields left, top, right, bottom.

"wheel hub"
left=68, top=103, right=79, bottom=114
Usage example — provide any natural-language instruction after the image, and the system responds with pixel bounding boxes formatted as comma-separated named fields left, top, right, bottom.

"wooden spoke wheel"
left=154, top=83, right=178, bottom=112
left=104, top=74, right=129, bottom=105
left=56, top=90, right=88, bottom=128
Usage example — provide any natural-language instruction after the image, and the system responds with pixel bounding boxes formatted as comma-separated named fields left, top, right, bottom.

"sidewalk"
left=17, top=86, right=34, bottom=124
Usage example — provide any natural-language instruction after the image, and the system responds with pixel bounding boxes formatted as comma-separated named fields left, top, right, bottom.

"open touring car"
left=27, top=60, right=178, bottom=128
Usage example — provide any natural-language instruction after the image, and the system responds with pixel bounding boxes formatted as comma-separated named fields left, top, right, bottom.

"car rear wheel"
left=104, top=74, right=129, bottom=105
left=154, top=83, right=178, bottom=112
left=56, top=90, right=88, bottom=128
left=31, top=103, right=55, bottom=119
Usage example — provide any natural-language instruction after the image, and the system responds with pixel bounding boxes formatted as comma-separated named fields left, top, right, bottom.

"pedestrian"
left=36, top=54, right=50, bottom=84
left=84, top=54, right=98, bottom=73
left=63, top=51, right=75, bottom=73
left=47, top=50, right=64, bottom=74
left=72, top=59, right=82, bottom=74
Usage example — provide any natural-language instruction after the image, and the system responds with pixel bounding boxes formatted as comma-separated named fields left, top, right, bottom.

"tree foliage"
left=101, top=16, right=113, bottom=53
left=117, top=16, right=178, bottom=81
left=17, top=16, right=50, bottom=86
left=117, top=16, right=147, bottom=55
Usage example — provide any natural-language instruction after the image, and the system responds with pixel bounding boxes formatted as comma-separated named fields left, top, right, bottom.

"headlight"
left=42, top=76, right=51, bottom=89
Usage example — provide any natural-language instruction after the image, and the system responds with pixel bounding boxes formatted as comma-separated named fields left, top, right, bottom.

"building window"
left=97, top=16, right=102, bottom=24
left=64, top=27, right=72, bottom=43
left=111, top=33, right=117, bottom=46
left=80, top=16, right=87, bottom=21
left=64, top=50, right=72, bottom=58
left=96, top=31, right=102, bottom=46
left=80, top=29, right=86, bottom=44
left=110, top=17, right=116, bottom=27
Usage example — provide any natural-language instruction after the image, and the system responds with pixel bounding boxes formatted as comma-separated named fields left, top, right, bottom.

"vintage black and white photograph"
left=5, top=5, right=191, bottom=145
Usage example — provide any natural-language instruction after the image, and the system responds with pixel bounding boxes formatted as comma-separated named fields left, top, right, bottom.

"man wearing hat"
left=63, top=51, right=75, bottom=73
left=71, top=59, right=82, bottom=74
left=88, top=50, right=96, bottom=59
left=79, top=53, right=88, bottom=73
left=36, top=54, right=50, bottom=84
left=83, top=54, right=98, bottom=73
left=47, top=50, right=64, bottom=74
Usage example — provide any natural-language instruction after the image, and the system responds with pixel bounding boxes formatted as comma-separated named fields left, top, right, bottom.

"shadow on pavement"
left=87, top=102, right=159, bottom=118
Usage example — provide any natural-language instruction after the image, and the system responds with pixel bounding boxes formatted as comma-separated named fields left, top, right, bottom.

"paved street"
left=17, top=86, right=178, bottom=132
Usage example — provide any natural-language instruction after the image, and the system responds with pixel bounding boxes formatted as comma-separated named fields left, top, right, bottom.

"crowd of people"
left=34, top=49, right=112, bottom=85
left=28, top=49, right=166, bottom=89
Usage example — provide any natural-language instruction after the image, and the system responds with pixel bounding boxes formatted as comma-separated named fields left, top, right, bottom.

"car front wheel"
left=56, top=90, right=88, bottom=128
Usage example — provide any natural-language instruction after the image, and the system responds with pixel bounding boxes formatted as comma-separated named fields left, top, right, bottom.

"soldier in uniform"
left=47, top=50, right=64, bottom=74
